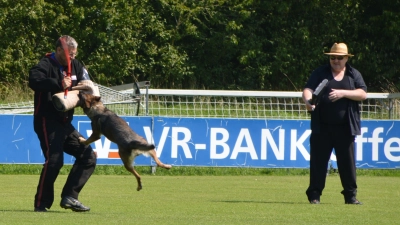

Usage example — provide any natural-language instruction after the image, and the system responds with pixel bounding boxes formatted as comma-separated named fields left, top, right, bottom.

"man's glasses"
left=330, top=56, right=344, bottom=60
left=60, top=48, right=78, bottom=57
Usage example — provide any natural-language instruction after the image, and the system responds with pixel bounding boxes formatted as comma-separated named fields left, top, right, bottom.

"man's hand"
left=329, top=89, right=343, bottom=102
left=329, top=88, right=367, bottom=102
left=303, top=88, right=315, bottom=111
left=305, top=101, right=315, bottom=112
left=62, top=76, right=72, bottom=90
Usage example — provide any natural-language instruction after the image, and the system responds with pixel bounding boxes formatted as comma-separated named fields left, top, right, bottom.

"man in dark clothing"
left=29, top=35, right=96, bottom=212
left=302, top=43, right=367, bottom=205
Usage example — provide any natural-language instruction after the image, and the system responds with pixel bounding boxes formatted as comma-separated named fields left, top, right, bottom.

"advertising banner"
left=0, top=115, right=399, bottom=168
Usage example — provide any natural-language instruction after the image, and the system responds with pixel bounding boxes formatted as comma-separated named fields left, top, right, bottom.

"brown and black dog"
left=78, top=93, right=172, bottom=191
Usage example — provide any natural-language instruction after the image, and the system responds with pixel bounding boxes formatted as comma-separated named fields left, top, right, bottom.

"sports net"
left=1, top=83, right=399, bottom=120
left=0, top=82, right=142, bottom=115
left=132, top=90, right=400, bottom=120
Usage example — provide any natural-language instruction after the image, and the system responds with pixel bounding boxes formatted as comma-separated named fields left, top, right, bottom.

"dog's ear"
left=77, top=92, right=84, bottom=106
left=94, top=96, right=101, bottom=102
left=84, top=98, right=92, bottom=109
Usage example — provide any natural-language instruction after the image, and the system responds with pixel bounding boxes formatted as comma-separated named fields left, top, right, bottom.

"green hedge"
left=1, top=0, right=399, bottom=93
left=1, top=164, right=399, bottom=176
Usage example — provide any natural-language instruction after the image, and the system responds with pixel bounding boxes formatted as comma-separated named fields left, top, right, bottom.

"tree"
left=0, top=0, right=399, bottom=93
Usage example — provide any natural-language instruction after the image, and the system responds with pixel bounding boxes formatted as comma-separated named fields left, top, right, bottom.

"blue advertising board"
left=0, top=115, right=399, bottom=169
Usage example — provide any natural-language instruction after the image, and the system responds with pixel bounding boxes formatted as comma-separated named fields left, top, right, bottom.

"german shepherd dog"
left=78, top=93, right=172, bottom=191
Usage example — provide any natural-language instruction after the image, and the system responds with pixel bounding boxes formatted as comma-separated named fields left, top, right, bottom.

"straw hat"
left=324, top=43, right=354, bottom=56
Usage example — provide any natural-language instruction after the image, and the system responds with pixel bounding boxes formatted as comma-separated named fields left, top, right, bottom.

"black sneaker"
left=345, top=198, right=363, bottom=205
left=60, top=196, right=90, bottom=212
left=34, top=207, right=47, bottom=212
left=309, top=199, right=320, bottom=204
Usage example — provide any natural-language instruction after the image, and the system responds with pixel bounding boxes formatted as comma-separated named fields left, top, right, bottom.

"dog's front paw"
left=78, top=137, right=87, bottom=143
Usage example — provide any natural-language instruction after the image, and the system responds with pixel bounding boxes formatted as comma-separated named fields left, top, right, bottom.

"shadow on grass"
left=0, top=209, right=74, bottom=213
left=214, top=200, right=317, bottom=204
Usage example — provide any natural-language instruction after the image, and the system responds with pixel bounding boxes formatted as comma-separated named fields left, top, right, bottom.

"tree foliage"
left=0, top=0, right=399, bottom=92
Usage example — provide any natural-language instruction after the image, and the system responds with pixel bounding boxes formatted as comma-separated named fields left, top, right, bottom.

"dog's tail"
left=129, top=140, right=155, bottom=151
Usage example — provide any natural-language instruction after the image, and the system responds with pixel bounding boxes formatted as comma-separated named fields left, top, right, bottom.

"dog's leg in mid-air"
left=79, top=135, right=100, bottom=146
left=147, top=149, right=172, bottom=170
left=119, top=150, right=143, bottom=191
left=130, top=138, right=172, bottom=170
left=78, top=120, right=102, bottom=145
left=119, top=148, right=172, bottom=191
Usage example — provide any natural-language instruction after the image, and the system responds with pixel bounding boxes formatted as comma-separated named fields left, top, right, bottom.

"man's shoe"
left=60, top=196, right=90, bottom=212
left=309, top=199, right=320, bottom=204
left=34, top=207, right=47, bottom=212
left=345, top=198, right=363, bottom=205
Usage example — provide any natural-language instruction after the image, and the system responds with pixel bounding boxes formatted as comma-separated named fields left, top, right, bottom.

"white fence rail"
left=130, top=89, right=400, bottom=120
left=1, top=83, right=400, bottom=120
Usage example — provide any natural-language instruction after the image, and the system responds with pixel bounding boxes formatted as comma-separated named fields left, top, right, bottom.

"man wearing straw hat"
left=29, top=35, right=96, bottom=212
left=302, top=43, right=367, bottom=205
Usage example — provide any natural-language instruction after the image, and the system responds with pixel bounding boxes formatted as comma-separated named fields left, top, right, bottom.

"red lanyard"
left=59, top=37, right=71, bottom=99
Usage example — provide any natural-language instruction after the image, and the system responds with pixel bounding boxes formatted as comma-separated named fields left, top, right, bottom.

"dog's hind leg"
left=129, top=138, right=171, bottom=170
left=119, top=150, right=143, bottom=191
left=147, top=149, right=172, bottom=170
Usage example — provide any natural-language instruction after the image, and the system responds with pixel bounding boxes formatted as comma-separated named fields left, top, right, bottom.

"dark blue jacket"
left=29, top=53, right=86, bottom=123
left=304, top=63, right=367, bottom=135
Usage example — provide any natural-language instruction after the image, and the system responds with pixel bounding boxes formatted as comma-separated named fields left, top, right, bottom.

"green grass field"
left=1, top=168, right=400, bottom=225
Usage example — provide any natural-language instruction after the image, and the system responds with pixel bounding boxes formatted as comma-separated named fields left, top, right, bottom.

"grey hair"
left=56, top=35, right=78, bottom=49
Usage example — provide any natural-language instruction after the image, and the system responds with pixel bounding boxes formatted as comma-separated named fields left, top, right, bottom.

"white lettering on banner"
left=290, top=129, right=311, bottom=160
left=355, top=127, right=369, bottom=161
left=210, top=128, right=230, bottom=159
left=356, top=127, right=384, bottom=161
left=261, top=129, right=284, bottom=160
left=195, top=144, right=207, bottom=149
left=80, top=122, right=400, bottom=163
left=230, top=128, right=257, bottom=159
left=171, top=127, right=193, bottom=158
left=369, top=127, right=383, bottom=161
left=384, top=138, right=400, bottom=161
left=143, top=126, right=169, bottom=157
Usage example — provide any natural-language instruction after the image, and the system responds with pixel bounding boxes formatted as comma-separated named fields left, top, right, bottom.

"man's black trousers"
left=33, top=116, right=96, bottom=209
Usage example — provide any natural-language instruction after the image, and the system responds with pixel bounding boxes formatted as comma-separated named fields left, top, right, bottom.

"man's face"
left=329, top=55, right=348, bottom=72
left=56, top=46, right=78, bottom=66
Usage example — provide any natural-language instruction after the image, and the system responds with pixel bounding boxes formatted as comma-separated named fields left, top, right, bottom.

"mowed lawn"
left=0, top=174, right=399, bottom=225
